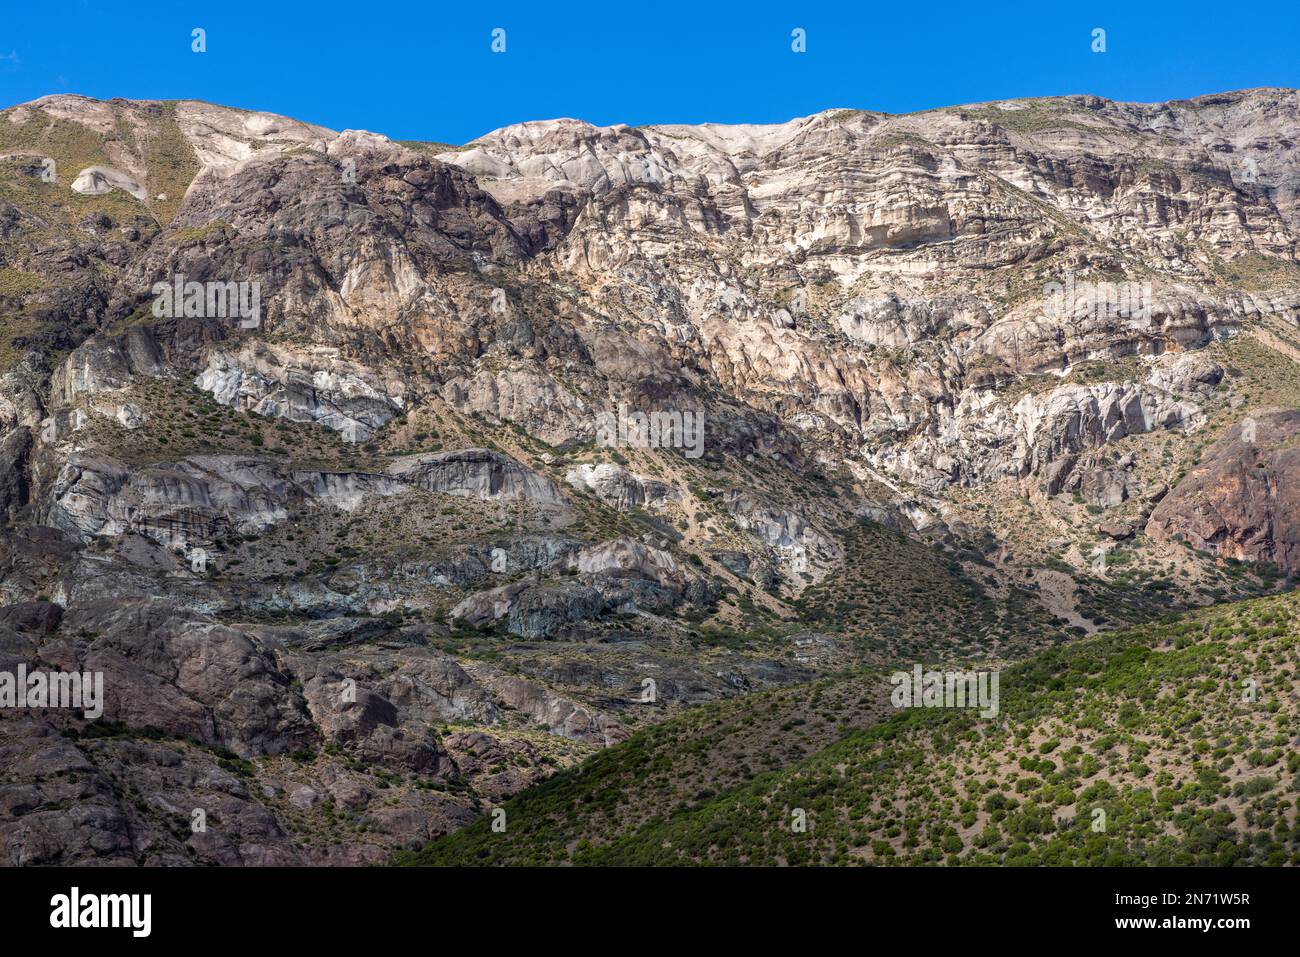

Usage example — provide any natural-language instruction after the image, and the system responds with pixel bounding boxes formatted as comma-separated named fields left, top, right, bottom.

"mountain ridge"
left=13, top=85, right=1300, bottom=148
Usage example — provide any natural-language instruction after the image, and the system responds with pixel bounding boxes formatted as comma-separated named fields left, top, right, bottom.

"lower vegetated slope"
left=4, top=89, right=1300, bottom=864
left=403, top=590, right=1300, bottom=865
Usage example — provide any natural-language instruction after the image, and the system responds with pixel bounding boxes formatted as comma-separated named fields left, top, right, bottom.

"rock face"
left=70, top=166, right=147, bottom=200
left=50, top=330, right=164, bottom=406
left=388, top=449, right=565, bottom=505
left=197, top=341, right=406, bottom=443
left=0, top=596, right=605, bottom=864
left=1146, top=411, right=1300, bottom=570
left=461, top=663, right=627, bottom=747
left=51, top=599, right=318, bottom=758
left=724, top=491, right=841, bottom=582
left=0, top=428, right=31, bottom=520
left=441, top=370, right=590, bottom=446
left=1048, top=453, right=1136, bottom=507
left=869, top=355, right=1220, bottom=491
left=449, top=538, right=716, bottom=637
left=44, top=455, right=406, bottom=548
left=565, top=463, right=679, bottom=511
left=41, top=448, right=566, bottom=553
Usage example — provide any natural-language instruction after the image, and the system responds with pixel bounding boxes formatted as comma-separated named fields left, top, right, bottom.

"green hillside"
left=398, top=590, right=1300, bottom=866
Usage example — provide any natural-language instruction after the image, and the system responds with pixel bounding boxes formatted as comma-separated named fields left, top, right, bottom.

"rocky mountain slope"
left=2, top=88, right=1299, bottom=864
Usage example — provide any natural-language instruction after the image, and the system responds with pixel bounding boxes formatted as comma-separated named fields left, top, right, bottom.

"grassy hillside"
left=399, top=590, right=1300, bottom=866
left=393, top=670, right=895, bottom=865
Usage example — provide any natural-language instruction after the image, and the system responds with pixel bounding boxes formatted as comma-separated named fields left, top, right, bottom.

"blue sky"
left=1, top=0, right=1297, bottom=144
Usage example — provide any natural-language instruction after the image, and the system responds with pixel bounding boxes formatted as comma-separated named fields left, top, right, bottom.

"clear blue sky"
left=1, top=0, right=1297, bottom=144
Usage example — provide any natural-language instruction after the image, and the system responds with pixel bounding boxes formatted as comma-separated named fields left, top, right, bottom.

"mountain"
left=0, top=88, right=1298, bottom=864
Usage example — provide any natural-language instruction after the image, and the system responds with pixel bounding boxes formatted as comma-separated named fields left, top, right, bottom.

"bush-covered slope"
left=401, top=590, right=1300, bottom=866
